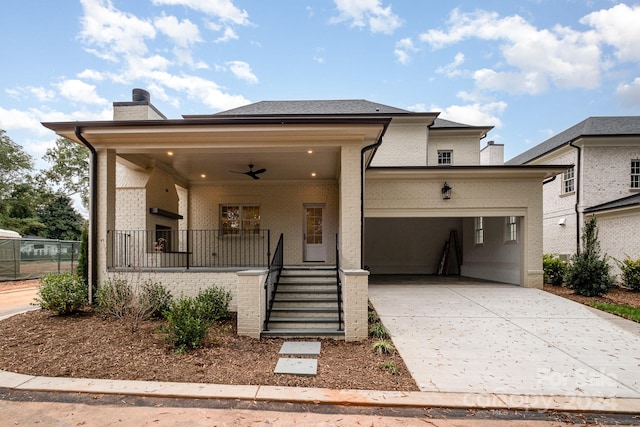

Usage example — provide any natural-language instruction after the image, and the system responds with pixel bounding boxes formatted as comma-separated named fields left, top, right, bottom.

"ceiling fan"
left=230, top=164, right=267, bottom=180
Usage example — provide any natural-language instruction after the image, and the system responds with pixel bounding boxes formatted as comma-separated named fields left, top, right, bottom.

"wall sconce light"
left=441, top=182, right=452, bottom=200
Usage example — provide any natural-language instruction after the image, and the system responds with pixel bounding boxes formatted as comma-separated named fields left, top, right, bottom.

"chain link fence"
left=0, top=238, right=80, bottom=281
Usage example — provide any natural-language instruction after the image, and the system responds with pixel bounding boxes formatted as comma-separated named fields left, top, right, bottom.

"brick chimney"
left=480, top=141, right=504, bottom=165
left=113, top=88, right=167, bottom=120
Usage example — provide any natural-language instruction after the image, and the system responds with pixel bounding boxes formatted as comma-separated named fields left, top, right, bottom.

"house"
left=42, top=89, right=563, bottom=340
left=506, top=116, right=640, bottom=277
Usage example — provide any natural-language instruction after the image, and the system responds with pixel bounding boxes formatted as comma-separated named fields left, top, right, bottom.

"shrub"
left=369, top=322, right=389, bottom=339
left=380, top=361, right=399, bottom=375
left=616, top=256, right=640, bottom=292
left=36, top=273, right=88, bottom=315
left=163, top=296, right=213, bottom=353
left=372, top=339, right=395, bottom=355
left=565, top=217, right=614, bottom=297
left=77, top=223, right=89, bottom=287
left=95, top=277, right=133, bottom=318
left=140, top=280, right=173, bottom=319
left=543, top=253, right=567, bottom=286
left=195, top=286, right=231, bottom=323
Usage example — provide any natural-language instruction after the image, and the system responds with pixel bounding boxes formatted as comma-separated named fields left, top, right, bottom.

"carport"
left=363, top=165, right=564, bottom=288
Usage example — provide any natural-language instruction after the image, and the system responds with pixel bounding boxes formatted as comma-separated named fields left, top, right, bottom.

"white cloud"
left=154, top=14, right=201, bottom=47
left=215, top=26, right=239, bottom=43
left=394, top=37, right=417, bottom=65
left=615, top=77, right=640, bottom=108
left=0, top=107, right=44, bottom=133
left=581, top=3, right=640, bottom=62
left=436, top=52, right=465, bottom=77
left=57, top=79, right=108, bottom=105
left=331, top=0, right=402, bottom=34
left=77, top=69, right=105, bottom=81
left=420, top=8, right=602, bottom=94
left=151, top=0, right=249, bottom=25
left=406, top=103, right=427, bottom=112
left=79, top=0, right=156, bottom=59
left=431, top=101, right=507, bottom=128
left=225, top=61, right=258, bottom=84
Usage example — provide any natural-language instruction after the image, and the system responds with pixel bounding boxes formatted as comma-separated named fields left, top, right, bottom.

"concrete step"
left=261, top=329, right=344, bottom=338
left=270, top=307, right=339, bottom=315
left=267, top=318, right=342, bottom=330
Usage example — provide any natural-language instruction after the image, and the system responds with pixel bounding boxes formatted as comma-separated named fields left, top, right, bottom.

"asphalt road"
left=0, top=287, right=38, bottom=320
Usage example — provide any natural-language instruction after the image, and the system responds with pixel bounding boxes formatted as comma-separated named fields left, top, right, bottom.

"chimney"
left=480, top=140, right=504, bottom=165
left=113, top=88, right=167, bottom=120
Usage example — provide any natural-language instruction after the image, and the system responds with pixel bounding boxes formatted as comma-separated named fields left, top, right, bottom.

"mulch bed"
left=543, top=283, right=640, bottom=308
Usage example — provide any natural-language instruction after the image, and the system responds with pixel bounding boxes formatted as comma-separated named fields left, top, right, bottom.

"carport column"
left=95, top=149, right=116, bottom=286
left=236, top=270, right=267, bottom=338
left=524, top=204, right=544, bottom=288
left=341, top=269, right=369, bottom=341
left=339, top=145, right=361, bottom=269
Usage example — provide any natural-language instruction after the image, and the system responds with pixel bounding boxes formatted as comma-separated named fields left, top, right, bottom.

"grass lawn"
left=587, top=301, right=640, bottom=323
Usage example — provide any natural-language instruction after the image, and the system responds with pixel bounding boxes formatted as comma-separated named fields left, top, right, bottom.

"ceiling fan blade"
left=249, top=173, right=260, bottom=180
left=254, top=168, right=267, bottom=174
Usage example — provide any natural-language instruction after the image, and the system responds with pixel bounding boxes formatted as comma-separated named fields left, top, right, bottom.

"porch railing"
left=263, top=233, right=284, bottom=331
left=108, top=229, right=270, bottom=269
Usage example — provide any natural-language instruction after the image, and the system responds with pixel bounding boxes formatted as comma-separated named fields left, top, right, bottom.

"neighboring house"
left=42, top=89, right=563, bottom=340
left=507, top=116, right=640, bottom=277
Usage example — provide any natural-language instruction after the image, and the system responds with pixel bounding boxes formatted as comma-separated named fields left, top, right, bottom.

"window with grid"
left=632, top=160, right=640, bottom=189
left=437, top=150, right=453, bottom=165
left=562, top=166, right=575, bottom=194
left=474, top=217, right=484, bottom=245
left=220, top=204, right=260, bottom=235
left=505, top=216, right=517, bottom=242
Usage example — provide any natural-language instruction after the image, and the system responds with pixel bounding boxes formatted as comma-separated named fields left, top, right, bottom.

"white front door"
left=303, top=204, right=326, bottom=262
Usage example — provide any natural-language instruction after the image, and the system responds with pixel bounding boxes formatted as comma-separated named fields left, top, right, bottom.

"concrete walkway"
left=0, top=287, right=38, bottom=321
left=369, top=278, right=640, bottom=408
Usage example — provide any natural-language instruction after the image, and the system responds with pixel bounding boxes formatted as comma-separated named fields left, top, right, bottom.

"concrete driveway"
left=368, top=277, right=640, bottom=399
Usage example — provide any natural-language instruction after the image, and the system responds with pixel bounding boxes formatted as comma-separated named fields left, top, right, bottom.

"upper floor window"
left=562, top=166, right=575, bottom=194
left=505, top=216, right=517, bottom=243
left=438, top=150, right=453, bottom=165
left=474, top=217, right=484, bottom=245
left=220, top=204, right=260, bottom=235
left=632, top=160, right=640, bottom=189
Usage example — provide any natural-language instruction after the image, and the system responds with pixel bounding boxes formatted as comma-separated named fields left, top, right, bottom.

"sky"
left=1, top=0, right=640, bottom=170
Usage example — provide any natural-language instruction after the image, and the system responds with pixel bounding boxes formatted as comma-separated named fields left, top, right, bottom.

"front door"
left=303, top=204, right=326, bottom=262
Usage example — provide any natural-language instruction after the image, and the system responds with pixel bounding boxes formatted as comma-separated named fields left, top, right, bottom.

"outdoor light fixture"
left=441, top=182, right=452, bottom=200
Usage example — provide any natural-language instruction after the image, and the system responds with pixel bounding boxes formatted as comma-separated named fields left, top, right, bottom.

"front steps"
left=262, top=266, right=344, bottom=338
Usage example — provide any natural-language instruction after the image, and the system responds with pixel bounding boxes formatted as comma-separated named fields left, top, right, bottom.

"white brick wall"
left=591, top=210, right=640, bottom=279
left=427, top=134, right=480, bottom=166
left=582, top=144, right=640, bottom=208
left=371, top=121, right=427, bottom=166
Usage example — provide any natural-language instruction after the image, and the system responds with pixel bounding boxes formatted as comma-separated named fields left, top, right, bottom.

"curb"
left=1, top=370, right=639, bottom=414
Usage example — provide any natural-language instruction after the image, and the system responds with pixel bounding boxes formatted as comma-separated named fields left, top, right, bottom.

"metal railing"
left=108, top=229, right=270, bottom=269
left=0, top=238, right=80, bottom=281
left=336, top=233, right=343, bottom=331
left=263, top=233, right=284, bottom=331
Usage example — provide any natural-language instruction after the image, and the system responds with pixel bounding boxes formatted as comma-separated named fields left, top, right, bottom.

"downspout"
left=360, top=122, right=390, bottom=269
left=74, top=126, right=98, bottom=303
left=569, top=141, right=581, bottom=254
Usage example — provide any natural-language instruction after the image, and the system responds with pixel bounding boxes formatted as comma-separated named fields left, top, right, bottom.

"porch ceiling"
left=43, top=119, right=389, bottom=184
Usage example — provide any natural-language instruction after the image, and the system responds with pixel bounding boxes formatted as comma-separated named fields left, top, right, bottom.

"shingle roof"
left=431, top=118, right=471, bottom=128
left=213, top=100, right=412, bottom=116
left=584, top=193, right=640, bottom=213
left=506, top=116, right=640, bottom=165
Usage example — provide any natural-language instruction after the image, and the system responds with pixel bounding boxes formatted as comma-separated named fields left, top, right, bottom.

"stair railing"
left=263, top=233, right=284, bottom=331
left=336, top=233, right=343, bottom=331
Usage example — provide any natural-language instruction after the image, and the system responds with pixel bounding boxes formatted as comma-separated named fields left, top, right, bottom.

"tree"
left=0, top=129, right=33, bottom=200
left=565, top=216, right=614, bottom=296
left=0, top=182, right=47, bottom=236
left=42, top=137, right=90, bottom=208
left=37, top=195, right=84, bottom=241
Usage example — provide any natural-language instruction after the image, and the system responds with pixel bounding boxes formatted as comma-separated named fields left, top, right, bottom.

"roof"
left=507, top=116, right=640, bottom=165
left=0, top=229, right=20, bottom=239
left=583, top=193, right=640, bottom=214
left=207, top=99, right=413, bottom=117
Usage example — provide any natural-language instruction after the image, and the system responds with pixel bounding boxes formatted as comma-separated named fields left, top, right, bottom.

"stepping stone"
left=279, top=341, right=321, bottom=357
left=274, top=358, right=318, bottom=376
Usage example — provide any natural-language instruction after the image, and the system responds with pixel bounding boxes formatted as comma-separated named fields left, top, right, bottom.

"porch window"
left=562, top=166, right=575, bottom=194
left=505, top=216, right=517, bottom=243
left=438, top=150, right=453, bottom=165
left=220, top=204, right=260, bottom=235
left=631, top=160, right=640, bottom=189
left=474, top=217, right=484, bottom=245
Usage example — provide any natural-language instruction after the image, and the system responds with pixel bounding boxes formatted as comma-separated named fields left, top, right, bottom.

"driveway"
left=368, top=277, right=640, bottom=399
left=0, top=287, right=39, bottom=321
